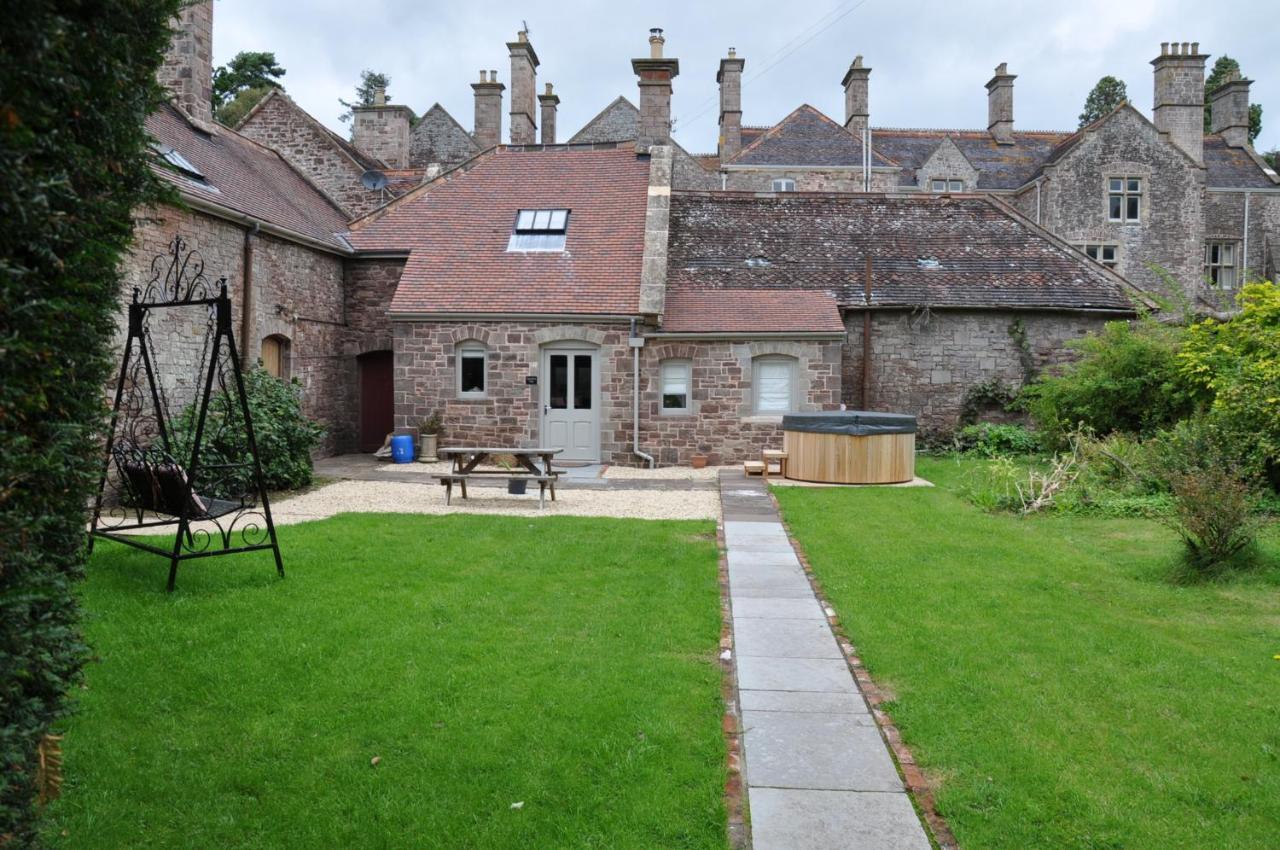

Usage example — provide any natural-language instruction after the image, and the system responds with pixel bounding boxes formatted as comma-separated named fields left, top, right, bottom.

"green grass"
left=775, top=457, right=1280, bottom=850
left=47, top=514, right=727, bottom=850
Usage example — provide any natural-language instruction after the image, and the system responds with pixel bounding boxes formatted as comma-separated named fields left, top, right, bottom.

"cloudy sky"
left=214, top=0, right=1280, bottom=154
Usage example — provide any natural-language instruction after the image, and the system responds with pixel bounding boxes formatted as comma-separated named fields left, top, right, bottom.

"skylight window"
left=508, top=208, right=569, bottom=252
left=152, top=143, right=217, bottom=191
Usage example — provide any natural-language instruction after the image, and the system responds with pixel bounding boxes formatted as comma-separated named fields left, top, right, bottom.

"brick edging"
left=716, top=519, right=750, bottom=849
left=767, top=487, right=961, bottom=850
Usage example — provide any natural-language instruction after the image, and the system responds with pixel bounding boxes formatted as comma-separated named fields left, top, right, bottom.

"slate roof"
left=347, top=146, right=651, bottom=316
left=728, top=106, right=896, bottom=168
left=871, top=128, right=1070, bottom=190
left=1203, top=135, right=1280, bottom=188
left=667, top=191, right=1136, bottom=312
left=662, top=288, right=844, bottom=334
left=148, top=104, right=351, bottom=251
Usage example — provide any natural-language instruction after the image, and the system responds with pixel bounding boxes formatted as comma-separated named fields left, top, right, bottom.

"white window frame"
left=930, top=178, right=964, bottom=192
left=752, top=356, right=797, bottom=415
left=659, top=359, right=692, bottom=415
left=771, top=178, right=796, bottom=192
left=1107, top=176, right=1142, bottom=223
left=1205, top=240, right=1239, bottom=289
left=1076, top=243, right=1119, bottom=268
left=457, top=343, right=487, bottom=398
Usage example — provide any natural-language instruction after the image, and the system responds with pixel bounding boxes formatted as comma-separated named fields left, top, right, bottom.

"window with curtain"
left=752, top=356, right=796, bottom=414
left=660, top=360, right=691, bottom=414
left=457, top=343, right=486, bottom=396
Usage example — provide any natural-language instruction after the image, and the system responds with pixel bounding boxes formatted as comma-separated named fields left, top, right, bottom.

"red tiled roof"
left=348, top=147, right=651, bottom=315
left=662, top=288, right=845, bottom=334
left=147, top=104, right=350, bottom=251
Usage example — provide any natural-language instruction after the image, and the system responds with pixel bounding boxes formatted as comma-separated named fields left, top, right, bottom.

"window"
left=771, top=178, right=796, bottom=192
left=752, top=356, right=796, bottom=414
left=152, top=143, right=218, bottom=191
left=260, top=335, right=289, bottom=379
left=508, top=208, right=569, bottom=252
left=457, top=343, right=486, bottom=396
left=1205, top=241, right=1238, bottom=289
left=660, top=360, right=692, bottom=414
left=1108, top=177, right=1142, bottom=222
left=1077, top=243, right=1119, bottom=268
left=930, top=178, right=964, bottom=192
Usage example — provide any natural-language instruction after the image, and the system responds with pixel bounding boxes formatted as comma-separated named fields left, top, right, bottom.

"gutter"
left=644, top=331, right=847, bottom=341
left=388, top=312, right=638, bottom=323
left=177, top=190, right=353, bottom=257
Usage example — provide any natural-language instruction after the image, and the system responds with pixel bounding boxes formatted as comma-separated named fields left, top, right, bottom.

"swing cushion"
left=122, top=458, right=209, bottom=518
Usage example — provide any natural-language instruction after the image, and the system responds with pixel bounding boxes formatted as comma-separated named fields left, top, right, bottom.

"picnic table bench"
left=433, top=447, right=562, bottom=509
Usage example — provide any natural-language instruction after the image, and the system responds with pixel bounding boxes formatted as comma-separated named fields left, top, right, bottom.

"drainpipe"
left=240, top=222, right=260, bottom=368
left=861, top=254, right=873, bottom=408
left=1243, top=191, right=1251, bottom=283
left=630, top=318, right=655, bottom=468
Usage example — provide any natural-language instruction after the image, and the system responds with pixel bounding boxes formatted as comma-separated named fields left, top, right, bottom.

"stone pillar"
left=472, top=70, right=505, bottom=149
left=717, top=48, right=745, bottom=160
left=351, top=88, right=413, bottom=168
left=632, top=29, right=681, bottom=153
left=539, top=83, right=560, bottom=145
left=1152, top=41, right=1207, bottom=163
left=986, top=62, right=1015, bottom=145
left=507, top=31, right=539, bottom=145
left=1209, top=70, right=1252, bottom=148
left=841, top=55, right=870, bottom=136
left=159, top=0, right=214, bottom=126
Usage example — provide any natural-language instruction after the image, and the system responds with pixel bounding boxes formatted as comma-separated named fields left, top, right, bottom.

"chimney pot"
left=1191, top=41, right=1199, bottom=54
left=1161, top=42, right=1169, bottom=55
left=373, top=86, right=387, bottom=107
left=649, top=28, right=665, bottom=59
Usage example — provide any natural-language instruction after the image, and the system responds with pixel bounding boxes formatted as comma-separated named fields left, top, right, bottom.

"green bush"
left=1023, top=319, right=1198, bottom=448
left=171, top=367, right=325, bottom=497
left=0, top=0, right=181, bottom=841
left=953, top=423, right=1040, bottom=457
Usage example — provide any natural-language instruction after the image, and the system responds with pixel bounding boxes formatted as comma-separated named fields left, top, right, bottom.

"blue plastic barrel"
left=390, top=434, right=415, bottom=464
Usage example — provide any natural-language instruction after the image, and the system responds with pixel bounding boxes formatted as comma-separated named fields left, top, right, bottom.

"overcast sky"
left=214, top=0, right=1280, bottom=154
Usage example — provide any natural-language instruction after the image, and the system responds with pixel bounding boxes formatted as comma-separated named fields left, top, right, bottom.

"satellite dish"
left=361, top=169, right=388, bottom=191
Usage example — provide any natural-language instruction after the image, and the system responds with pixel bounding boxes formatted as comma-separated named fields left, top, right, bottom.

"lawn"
left=775, top=456, right=1280, bottom=850
left=46, top=514, right=727, bottom=850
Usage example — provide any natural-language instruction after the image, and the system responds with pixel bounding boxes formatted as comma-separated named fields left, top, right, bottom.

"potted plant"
left=418, top=412, right=442, bottom=462
left=690, top=444, right=710, bottom=469
left=495, top=454, right=527, bottom=494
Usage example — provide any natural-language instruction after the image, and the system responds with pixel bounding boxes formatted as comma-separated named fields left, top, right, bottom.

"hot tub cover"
left=782, top=411, right=916, bottom=436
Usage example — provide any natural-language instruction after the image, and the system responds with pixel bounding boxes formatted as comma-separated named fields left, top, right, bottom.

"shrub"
left=1023, top=319, right=1198, bottom=447
left=1163, top=465, right=1261, bottom=573
left=0, top=0, right=181, bottom=840
left=953, top=423, right=1040, bottom=457
left=171, top=367, right=324, bottom=497
left=960, top=439, right=1082, bottom=515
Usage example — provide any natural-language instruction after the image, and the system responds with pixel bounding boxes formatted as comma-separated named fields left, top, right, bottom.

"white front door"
left=541, top=347, right=600, bottom=462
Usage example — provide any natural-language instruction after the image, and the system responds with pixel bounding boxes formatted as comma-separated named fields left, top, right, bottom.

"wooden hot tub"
left=782, top=411, right=916, bottom=484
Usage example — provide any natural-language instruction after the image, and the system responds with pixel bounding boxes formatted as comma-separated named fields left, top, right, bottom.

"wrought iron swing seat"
left=89, top=235, right=284, bottom=591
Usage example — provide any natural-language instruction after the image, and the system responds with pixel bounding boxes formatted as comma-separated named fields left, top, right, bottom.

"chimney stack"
left=841, top=55, right=870, bottom=136
left=507, top=29, right=539, bottom=145
left=717, top=48, right=745, bottom=160
left=472, top=70, right=505, bottom=149
left=351, top=88, right=413, bottom=168
left=986, top=62, right=1016, bottom=145
left=159, top=0, right=214, bottom=126
left=632, top=28, right=680, bottom=152
left=1152, top=41, right=1207, bottom=163
left=539, top=83, right=560, bottom=145
left=1209, top=69, right=1252, bottom=148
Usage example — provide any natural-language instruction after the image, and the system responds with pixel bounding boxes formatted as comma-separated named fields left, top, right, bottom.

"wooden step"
left=743, top=460, right=766, bottom=476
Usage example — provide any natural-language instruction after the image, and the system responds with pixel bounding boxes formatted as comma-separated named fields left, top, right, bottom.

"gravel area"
left=603, top=465, right=725, bottom=481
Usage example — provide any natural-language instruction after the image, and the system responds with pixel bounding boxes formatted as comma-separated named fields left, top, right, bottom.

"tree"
left=1205, top=55, right=1263, bottom=143
left=212, top=51, right=285, bottom=124
left=1079, top=76, right=1128, bottom=127
left=0, top=0, right=181, bottom=842
left=217, top=85, right=275, bottom=128
left=1263, top=149, right=1279, bottom=171
left=338, top=69, right=391, bottom=123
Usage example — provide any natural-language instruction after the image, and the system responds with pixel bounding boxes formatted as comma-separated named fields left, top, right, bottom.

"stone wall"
left=842, top=308, right=1115, bottom=435
left=915, top=138, right=981, bottom=191
left=1205, top=189, right=1280, bottom=288
left=409, top=105, right=480, bottom=170
left=721, top=167, right=898, bottom=192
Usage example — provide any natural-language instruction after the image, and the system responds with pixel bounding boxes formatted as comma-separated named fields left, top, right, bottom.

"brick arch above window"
left=531, top=325, right=609, bottom=346
left=443, top=325, right=503, bottom=347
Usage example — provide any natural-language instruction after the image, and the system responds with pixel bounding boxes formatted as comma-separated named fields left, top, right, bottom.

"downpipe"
left=631, top=318, right=655, bottom=468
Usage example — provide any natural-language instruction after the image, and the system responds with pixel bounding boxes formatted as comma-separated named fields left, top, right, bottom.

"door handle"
left=544, top=404, right=549, bottom=415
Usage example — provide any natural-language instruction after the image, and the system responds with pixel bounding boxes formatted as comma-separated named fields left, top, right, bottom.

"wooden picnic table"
left=434, top=447, right=563, bottom=508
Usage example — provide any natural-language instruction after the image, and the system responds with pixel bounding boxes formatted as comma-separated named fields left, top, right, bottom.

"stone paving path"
left=720, top=472, right=932, bottom=850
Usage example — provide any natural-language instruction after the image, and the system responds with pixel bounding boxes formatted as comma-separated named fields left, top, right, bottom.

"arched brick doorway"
left=357, top=350, right=394, bottom=453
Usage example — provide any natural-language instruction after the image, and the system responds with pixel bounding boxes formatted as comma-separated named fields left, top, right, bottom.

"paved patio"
left=721, top=472, right=931, bottom=850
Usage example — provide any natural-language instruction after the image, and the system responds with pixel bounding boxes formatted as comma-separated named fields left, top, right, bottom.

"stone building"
left=124, top=5, right=1280, bottom=465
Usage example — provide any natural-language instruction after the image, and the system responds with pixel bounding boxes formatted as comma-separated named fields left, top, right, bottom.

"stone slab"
left=740, top=689, right=870, bottom=715
left=736, top=656, right=856, bottom=693
left=734, top=618, right=842, bottom=659
left=742, top=710, right=904, bottom=792
left=731, top=597, right=826, bottom=620
left=731, top=582, right=819, bottom=600
left=748, top=787, right=932, bottom=850
left=727, top=549, right=802, bottom=568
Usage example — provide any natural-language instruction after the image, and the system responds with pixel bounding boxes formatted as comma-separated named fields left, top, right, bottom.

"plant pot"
left=507, top=479, right=528, bottom=495
left=419, top=433, right=438, bottom=462
left=690, top=454, right=708, bottom=469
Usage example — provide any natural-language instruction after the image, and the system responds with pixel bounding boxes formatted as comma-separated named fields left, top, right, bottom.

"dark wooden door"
left=358, top=350, right=394, bottom=453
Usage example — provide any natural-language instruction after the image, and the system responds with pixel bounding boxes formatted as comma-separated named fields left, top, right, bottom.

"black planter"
left=507, top=479, right=528, bottom=495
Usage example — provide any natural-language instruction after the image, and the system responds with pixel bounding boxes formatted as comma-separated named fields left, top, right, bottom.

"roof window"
left=152, top=144, right=217, bottom=191
left=508, top=208, right=569, bottom=252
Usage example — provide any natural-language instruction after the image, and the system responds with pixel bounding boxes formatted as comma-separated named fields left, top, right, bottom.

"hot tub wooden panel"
left=783, top=430, right=915, bottom=484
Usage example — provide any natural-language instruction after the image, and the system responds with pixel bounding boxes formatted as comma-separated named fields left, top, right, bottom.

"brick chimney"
left=472, top=70, right=505, bottom=149
left=1152, top=41, right=1207, bottom=163
left=159, top=0, right=214, bottom=126
left=351, top=87, right=413, bottom=168
left=507, top=30, right=539, bottom=144
left=841, top=55, right=870, bottom=136
left=717, top=48, right=745, bottom=160
left=632, top=28, right=680, bottom=152
left=1209, top=69, right=1252, bottom=148
left=986, top=62, right=1015, bottom=145
left=539, top=83, right=560, bottom=145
